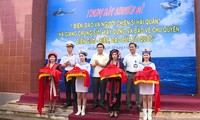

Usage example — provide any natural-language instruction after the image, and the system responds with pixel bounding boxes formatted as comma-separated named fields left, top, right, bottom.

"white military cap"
left=66, top=41, right=75, bottom=47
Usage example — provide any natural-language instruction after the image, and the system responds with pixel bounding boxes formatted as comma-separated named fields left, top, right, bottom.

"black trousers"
left=107, top=93, right=121, bottom=111
left=107, top=90, right=121, bottom=111
left=92, top=77, right=107, bottom=105
left=64, top=73, right=77, bottom=104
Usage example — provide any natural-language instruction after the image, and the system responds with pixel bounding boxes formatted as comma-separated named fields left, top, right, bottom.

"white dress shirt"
left=90, top=52, right=109, bottom=77
left=123, top=53, right=142, bottom=73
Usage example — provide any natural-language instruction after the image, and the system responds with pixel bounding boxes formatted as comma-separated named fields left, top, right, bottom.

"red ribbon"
left=65, top=66, right=90, bottom=88
left=99, top=64, right=127, bottom=83
left=134, top=66, right=160, bottom=114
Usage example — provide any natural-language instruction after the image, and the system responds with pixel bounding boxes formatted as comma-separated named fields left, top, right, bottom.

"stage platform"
left=14, top=92, right=200, bottom=120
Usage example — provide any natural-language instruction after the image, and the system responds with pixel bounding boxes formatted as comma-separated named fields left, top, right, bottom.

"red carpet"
left=68, top=104, right=139, bottom=120
left=159, top=94, right=200, bottom=111
left=17, top=92, right=200, bottom=120
left=68, top=93, right=139, bottom=120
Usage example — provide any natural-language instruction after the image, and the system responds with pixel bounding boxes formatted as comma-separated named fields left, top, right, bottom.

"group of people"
left=37, top=41, right=160, bottom=120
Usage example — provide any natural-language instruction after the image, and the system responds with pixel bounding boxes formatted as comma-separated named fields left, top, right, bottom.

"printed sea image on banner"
left=46, top=0, right=196, bottom=94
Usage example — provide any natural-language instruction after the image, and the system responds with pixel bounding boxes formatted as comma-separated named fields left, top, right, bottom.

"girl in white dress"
left=138, top=48, right=155, bottom=120
left=75, top=50, right=91, bottom=116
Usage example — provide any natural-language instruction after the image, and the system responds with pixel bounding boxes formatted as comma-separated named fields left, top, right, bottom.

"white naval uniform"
left=138, top=62, right=156, bottom=95
left=60, top=53, right=78, bottom=71
left=75, top=62, right=91, bottom=93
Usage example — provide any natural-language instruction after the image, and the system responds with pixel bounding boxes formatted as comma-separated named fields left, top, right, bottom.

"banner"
left=46, top=0, right=196, bottom=94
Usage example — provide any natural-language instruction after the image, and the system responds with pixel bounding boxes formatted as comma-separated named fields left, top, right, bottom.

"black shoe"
left=126, top=104, right=132, bottom=111
left=136, top=105, right=141, bottom=111
left=63, top=102, right=72, bottom=108
left=92, top=103, right=99, bottom=109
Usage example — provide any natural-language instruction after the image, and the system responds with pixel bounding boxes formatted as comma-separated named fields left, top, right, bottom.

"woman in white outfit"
left=138, top=48, right=156, bottom=120
left=75, top=50, right=91, bottom=116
